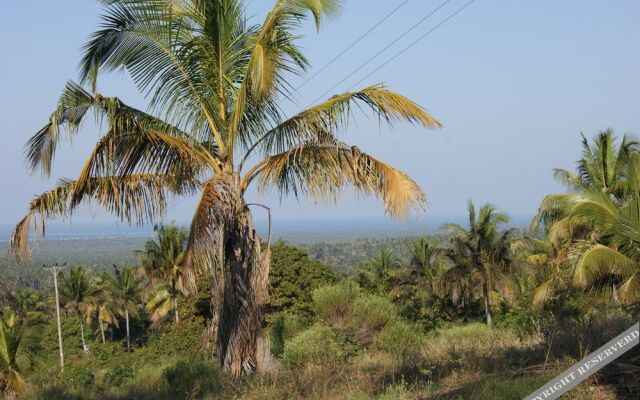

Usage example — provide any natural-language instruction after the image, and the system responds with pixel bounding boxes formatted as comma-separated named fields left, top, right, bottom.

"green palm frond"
left=254, top=85, right=441, bottom=157
left=573, top=244, right=636, bottom=288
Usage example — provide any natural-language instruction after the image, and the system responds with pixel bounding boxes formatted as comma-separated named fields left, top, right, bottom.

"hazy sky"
left=0, top=0, right=638, bottom=230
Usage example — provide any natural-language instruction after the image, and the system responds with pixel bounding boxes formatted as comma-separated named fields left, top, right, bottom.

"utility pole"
left=44, top=263, right=66, bottom=370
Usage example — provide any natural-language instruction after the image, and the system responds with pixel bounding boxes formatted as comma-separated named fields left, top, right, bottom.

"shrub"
left=375, top=320, right=422, bottom=359
left=312, top=281, right=358, bottom=327
left=353, top=295, right=398, bottom=332
left=104, top=364, right=135, bottom=387
left=270, top=314, right=308, bottom=357
left=163, top=359, right=222, bottom=399
left=61, top=366, right=94, bottom=390
left=282, top=324, right=342, bottom=367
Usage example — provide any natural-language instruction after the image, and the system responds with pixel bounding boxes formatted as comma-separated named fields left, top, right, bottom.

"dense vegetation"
left=0, top=131, right=639, bottom=399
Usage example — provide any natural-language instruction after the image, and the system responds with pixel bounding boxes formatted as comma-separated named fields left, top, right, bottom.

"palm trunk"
left=99, top=320, right=106, bottom=344
left=79, top=316, right=87, bottom=356
left=125, top=308, right=131, bottom=351
left=174, top=298, right=179, bottom=323
left=215, top=205, right=277, bottom=378
left=482, top=280, right=492, bottom=327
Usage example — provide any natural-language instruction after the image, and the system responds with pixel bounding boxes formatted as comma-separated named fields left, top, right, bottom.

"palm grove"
left=1, top=0, right=638, bottom=397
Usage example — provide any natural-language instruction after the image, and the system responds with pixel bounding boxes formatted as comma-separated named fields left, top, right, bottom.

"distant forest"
left=0, top=229, right=530, bottom=288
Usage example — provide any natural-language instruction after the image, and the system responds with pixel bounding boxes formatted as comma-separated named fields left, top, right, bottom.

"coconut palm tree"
left=563, top=152, right=640, bottom=305
left=15, top=289, right=46, bottom=314
left=9, top=0, right=441, bottom=377
left=0, top=311, right=43, bottom=399
left=59, top=267, right=95, bottom=355
left=83, top=275, right=120, bottom=344
left=530, top=130, right=640, bottom=306
left=387, top=238, right=447, bottom=318
left=136, top=223, right=188, bottom=324
left=357, top=249, right=403, bottom=293
left=441, top=201, right=515, bottom=327
left=532, top=129, right=638, bottom=234
left=105, top=267, right=144, bottom=351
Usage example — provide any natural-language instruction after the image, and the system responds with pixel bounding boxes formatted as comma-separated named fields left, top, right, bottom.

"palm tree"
left=0, top=311, right=43, bottom=399
left=530, top=130, right=640, bottom=306
left=59, top=267, right=95, bottom=355
left=357, top=249, right=403, bottom=293
left=83, top=275, right=120, bottom=344
left=9, top=0, right=441, bottom=377
left=105, top=267, right=144, bottom=351
left=387, top=238, right=447, bottom=315
left=136, top=223, right=188, bottom=324
left=441, top=201, right=515, bottom=327
left=532, top=129, right=637, bottom=234
left=563, top=152, right=640, bottom=305
left=407, top=237, right=448, bottom=293
left=15, top=289, right=46, bottom=314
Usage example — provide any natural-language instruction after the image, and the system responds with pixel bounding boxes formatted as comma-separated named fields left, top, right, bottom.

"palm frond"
left=256, top=85, right=441, bottom=156
left=252, top=138, right=425, bottom=218
left=9, top=174, right=190, bottom=260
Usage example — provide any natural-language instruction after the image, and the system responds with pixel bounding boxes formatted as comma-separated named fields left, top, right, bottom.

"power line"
left=295, top=0, right=411, bottom=91
left=350, top=0, right=477, bottom=90
left=308, top=0, right=455, bottom=106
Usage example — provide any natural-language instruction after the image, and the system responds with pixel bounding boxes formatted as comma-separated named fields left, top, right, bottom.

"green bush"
left=353, top=295, right=398, bottom=332
left=312, top=281, right=358, bottom=327
left=270, top=314, right=308, bottom=357
left=282, top=324, right=342, bottom=367
left=162, top=359, right=222, bottom=398
left=104, top=364, right=135, bottom=387
left=61, top=366, right=94, bottom=390
left=375, top=320, right=422, bottom=359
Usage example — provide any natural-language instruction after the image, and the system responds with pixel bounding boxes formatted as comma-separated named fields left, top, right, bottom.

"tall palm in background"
left=9, top=0, right=441, bottom=377
left=441, top=201, right=515, bottom=327
left=105, top=267, right=144, bottom=351
left=0, top=311, right=43, bottom=399
left=136, top=223, right=188, bottom=325
left=59, top=267, right=95, bottom=355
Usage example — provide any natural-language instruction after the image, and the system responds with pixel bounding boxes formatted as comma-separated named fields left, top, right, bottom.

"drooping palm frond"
left=27, top=81, right=213, bottom=177
left=250, top=138, right=425, bottom=219
left=10, top=174, right=193, bottom=260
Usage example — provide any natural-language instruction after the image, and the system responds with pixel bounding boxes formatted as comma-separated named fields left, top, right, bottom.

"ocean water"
left=0, top=215, right=533, bottom=244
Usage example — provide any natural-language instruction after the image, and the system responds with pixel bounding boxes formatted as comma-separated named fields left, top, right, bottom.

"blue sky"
left=0, top=0, right=638, bottom=230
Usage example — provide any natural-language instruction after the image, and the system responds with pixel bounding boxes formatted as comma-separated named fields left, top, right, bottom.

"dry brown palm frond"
left=181, top=173, right=241, bottom=294
left=251, top=138, right=425, bottom=219
left=9, top=174, right=193, bottom=260
left=72, top=127, right=216, bottom=205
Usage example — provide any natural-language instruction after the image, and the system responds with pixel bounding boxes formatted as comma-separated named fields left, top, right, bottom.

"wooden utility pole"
left=44, top=263, right=66, bottom=370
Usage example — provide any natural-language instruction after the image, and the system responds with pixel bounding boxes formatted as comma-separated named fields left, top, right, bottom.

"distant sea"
left=0, top=215, right=533, bottom=244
